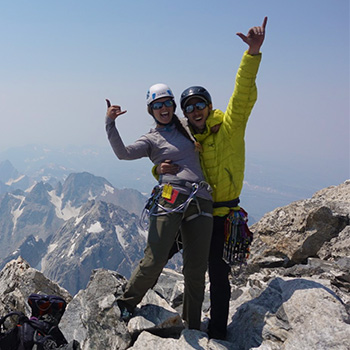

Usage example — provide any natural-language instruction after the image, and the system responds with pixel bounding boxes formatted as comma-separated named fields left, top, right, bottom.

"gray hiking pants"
left=119, top=193, right=213, bottom=330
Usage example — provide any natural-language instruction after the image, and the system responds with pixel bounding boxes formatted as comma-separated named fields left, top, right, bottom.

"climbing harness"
left=139, top=181, right=212, bottom=230
left=223, top=208, right=253, bottom=266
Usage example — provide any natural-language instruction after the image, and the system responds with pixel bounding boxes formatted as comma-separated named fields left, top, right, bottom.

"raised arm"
left=222, top=17, right=267, bottom=131
left=105, top=99, right=149, bottom=160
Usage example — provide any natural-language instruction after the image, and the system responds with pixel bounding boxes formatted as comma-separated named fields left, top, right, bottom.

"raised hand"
left=105, top=99, right=127, bottom=120
left=236, top=16, right=267, bottom=55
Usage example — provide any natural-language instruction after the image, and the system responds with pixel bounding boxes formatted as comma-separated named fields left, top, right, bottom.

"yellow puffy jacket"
left=192, top=51, right=262, bottom=216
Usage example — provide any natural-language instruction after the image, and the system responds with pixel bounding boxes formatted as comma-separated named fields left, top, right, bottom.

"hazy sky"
left=0, top=1, right=349, bottom=186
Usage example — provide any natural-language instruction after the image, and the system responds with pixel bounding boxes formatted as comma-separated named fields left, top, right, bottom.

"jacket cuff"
left=241, top=50, right=262, bottom=75
left=105, top=115, right=115, bottom=125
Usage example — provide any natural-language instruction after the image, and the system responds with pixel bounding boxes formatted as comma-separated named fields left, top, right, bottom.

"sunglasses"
left=184, top=101, right=207, bottom=113
left=151, top=100, right=174, bottom=110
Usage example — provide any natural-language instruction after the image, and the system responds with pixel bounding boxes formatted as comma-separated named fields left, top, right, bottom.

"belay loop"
left=223, top=208, right=253, bottom=266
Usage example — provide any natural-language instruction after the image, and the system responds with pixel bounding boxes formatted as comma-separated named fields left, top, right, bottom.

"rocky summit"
left=0, top=181, right=349, bottom=349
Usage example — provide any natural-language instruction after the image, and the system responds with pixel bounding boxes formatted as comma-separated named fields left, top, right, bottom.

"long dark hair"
left=172, top=114, right=202, bottom=152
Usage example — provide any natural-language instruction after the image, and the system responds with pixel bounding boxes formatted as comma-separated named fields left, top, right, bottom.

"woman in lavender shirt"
left=105, top=83, right=213, bottom=330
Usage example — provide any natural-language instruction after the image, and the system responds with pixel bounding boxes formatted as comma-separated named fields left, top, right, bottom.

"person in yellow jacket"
left=156, top=17, right=267, bottom=339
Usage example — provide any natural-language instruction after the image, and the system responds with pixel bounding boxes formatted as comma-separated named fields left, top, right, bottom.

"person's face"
left=151, top=97, right=175, bottom=126
left=184, top=97, right=211, bottom=133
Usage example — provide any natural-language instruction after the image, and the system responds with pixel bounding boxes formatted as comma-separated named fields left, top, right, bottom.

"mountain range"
left=1, top=143, right=340, bottom=222
left=0, top=143, right=346, bottom=295
left=0, top=162, right=155, bottom=294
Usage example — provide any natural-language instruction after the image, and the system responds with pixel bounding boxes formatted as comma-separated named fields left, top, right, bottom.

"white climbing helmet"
left=146, top=83, right=174, bottom=105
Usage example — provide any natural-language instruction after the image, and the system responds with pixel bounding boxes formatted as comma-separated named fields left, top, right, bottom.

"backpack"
left=0, top=294, right=80, bottom=350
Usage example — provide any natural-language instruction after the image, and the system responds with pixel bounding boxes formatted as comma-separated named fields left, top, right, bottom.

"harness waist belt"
left=213, top=197, right=240, bottom=208
left=159, top=179, right=193, bottom=189
left=159, top=179, right=211, bottom=192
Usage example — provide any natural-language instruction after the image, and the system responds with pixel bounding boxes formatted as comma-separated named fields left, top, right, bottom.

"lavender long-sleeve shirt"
left=105, top=116, right=212, bottom=201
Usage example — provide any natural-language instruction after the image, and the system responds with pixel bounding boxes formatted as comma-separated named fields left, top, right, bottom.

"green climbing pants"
left=119, top=193, right=213, bottom=330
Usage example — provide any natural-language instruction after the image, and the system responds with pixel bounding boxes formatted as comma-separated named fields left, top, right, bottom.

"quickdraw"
left=222, top=208, right=253, bottom=266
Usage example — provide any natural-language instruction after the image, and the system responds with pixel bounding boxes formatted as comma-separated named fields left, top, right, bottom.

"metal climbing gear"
left=139, top=181, right=212, bottom=230
left=223, top=208, right=253, bottom=266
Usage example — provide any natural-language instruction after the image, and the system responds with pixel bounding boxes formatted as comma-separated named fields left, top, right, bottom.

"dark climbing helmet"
left=180, top=86, right=212, bottom=110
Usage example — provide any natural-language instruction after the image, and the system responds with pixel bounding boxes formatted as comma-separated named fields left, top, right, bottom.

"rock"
left=249, top=181, right=350, bottom=266
left=128, top=329, right=209, bottom=350
left=318, top=226, right=350, bottom=260
left=152, top=268, right=185, bottom=310
left=0, top=257, right=71, bottom=318
left=226, top=276, right=350, bottom=350
left=60, top=268, right=132, bottom=350
left=128, top=289, right=184, bottom=336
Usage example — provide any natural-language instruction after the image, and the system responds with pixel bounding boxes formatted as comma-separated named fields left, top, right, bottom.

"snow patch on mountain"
left=88, top=190, right=96, bottom=201
left=138, top=226, right=148, bottom=239
left=25, top=183, right=37, bottom=193
left=87, top=222, right=103, bottom=234
left=67, top=242, right=76, bottom=257
left=48, top=190, right=80, bottom=220
left=80, top=246, right=93, bottom=261
left=6, top=175, right=25, bottom=186
left=101, top=184, right=114, bottom=196
left=47, top=243, right=58, bottom=254
left=60, top=201, right=80, bottom=220
left=115, top=225, right=127, bottom=249
left=10, top=193, right=25, bottom=231
left=74, top=215, right=85, bottom=226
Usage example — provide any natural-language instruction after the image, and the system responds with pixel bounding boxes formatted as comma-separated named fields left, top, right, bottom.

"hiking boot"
left=208, top=327, right=227, bottom=340
left=117, top=300, right=134, bottom=322
left=207, top=320, right=227, bottom=340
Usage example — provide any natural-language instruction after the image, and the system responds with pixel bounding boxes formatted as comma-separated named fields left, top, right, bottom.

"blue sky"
left=0, top=1, right=349, bottom=189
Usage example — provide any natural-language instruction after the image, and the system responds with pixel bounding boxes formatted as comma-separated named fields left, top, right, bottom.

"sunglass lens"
left=196, top=102, right=206, bottom=110
left=185, top=102, right=207, bottom=113
left=152, top=100, right=173, bottom=109
left=185, top=105, right=194, bottom=113
left=152, top=102, right=162, bottom=110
